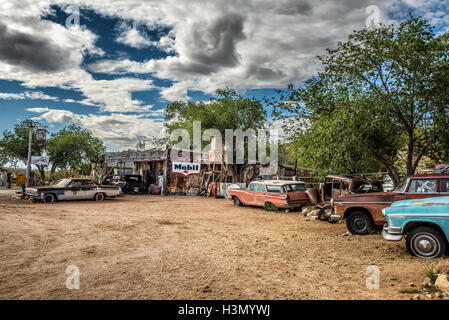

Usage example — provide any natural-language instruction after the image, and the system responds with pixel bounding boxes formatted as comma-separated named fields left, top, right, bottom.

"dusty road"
left=0, top=189, right=447, bottom=299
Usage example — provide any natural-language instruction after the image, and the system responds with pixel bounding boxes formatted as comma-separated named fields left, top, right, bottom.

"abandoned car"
left=306, top=174, right=383, bottom=221
left=382, top=196, right=449, bottom=258
left=227, top=180, right=311, bottom=211
left=25, top=178, right=121, bottom=203
left=331, top=174, right=449, bottom=235
left=122, top=174, right=147, bottom=194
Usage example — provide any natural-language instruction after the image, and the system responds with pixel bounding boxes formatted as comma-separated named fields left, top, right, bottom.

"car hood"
left=26, top=186, right=65, bottom=191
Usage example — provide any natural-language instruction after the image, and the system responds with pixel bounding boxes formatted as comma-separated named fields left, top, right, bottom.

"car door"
left=243, top=183, right=258, bottom=205
left=65, top=180, right=82, bottom=200
left=80, top=180, right=97, bottom=199
left=253, top=183, right=266, bottom=206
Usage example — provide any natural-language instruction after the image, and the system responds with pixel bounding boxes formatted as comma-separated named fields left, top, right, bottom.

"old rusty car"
left=382, top=196, right=449, bottom=258
left=25, top=178, right=121, bottom=203
left=306, top=175, right=383, bottom=221
left=331, top=174, right=449, bottom=235
left=227, top=180, right=311, bottom=211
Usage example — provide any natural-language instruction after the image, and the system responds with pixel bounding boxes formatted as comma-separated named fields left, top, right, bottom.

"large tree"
left=46, top=125, right=105, bottom=178
left=272, top=14, right=449, bottom=185
left=0, top=120, right=47, bottom=179
left=164, top=88, right=267, bottom=141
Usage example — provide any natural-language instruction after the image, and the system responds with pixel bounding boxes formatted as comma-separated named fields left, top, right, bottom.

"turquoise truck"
left=382, top=196, right=449, bottom=258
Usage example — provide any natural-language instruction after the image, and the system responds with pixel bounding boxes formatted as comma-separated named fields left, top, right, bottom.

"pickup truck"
left=25, top=178, right=121, bottom=203
left=382, top=196, right=449, bottom=258
left=331, top=174, right=449, bottom=235
left=227, top=180, right=311, bottom=211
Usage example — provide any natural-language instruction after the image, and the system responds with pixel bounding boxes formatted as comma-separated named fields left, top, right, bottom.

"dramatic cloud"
left=0, top=22, right=72, bottom=72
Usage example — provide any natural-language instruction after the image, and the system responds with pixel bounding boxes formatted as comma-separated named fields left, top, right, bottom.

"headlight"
left=382, top=208, right=386, bottom=216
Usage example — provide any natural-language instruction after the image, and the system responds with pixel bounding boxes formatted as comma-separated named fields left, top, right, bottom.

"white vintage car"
left=25, top=178, right=121, bottom=203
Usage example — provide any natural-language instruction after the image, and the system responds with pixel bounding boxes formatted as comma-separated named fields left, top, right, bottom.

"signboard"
left=31, top=156, right=50, bottom=166
left=172, top=162, right=201, bottom=176
left=16, top=174, right=27, bottom=185
left=36, top=129, right=47, bottom=147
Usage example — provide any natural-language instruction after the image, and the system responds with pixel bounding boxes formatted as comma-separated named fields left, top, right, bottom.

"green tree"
left=0, top=120, right=46, bottom=180
left=46, top=125, right=105, bottom=179
left=272, top=14, right=449, bottom=185
left=164, top=88, right=267, bottom=142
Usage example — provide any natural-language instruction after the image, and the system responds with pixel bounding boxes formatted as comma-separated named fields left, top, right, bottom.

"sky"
left=0, top=0, right=448, bottom=152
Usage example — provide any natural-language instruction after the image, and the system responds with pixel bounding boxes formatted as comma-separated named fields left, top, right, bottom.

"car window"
left=333, top=180, right=340, bottom=190
left=266, top=185, right=284, bottom=193
left=442, top=179, right=449, bottom=192
left=247, top=183, right=257, bottom=191
left=255, top=184, right=265, bottom=192
left=289, top=184, right=306, bottom=191
left=81, top=180, right=94, bottom=188
left=408, top=179, right=437, bottom=193
left=69, top=180, right=82, bottom=188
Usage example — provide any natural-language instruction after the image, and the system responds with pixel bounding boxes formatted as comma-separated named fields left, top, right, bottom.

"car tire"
left=94, top=193, right=105, bottom=201
left=42, top=193, right=56, bottom=204
left=406, top=226, right=447, bottom=259
left=346, top=211, right=373, bottom=235
left=264, top=202, right=278, bottom=212
left=233, top=197, right=242, bottom=207
left=318, top=205, right=333, bottom=221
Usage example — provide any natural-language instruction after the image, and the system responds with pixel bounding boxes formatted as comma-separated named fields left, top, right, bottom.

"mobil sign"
left=172, top=162, right=201, bottom=176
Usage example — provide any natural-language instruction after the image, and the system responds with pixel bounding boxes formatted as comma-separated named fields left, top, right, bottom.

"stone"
left=435, top=275, right=449, bottom=292
left=304, top=217, right=311, bottom=221
left=421, top=277, right=432, bottom=289
left=310, top=216, right=317, bottom=221
left=412, top=294, right=420, bottom=300
left=409, top=282, right=416, bottom=288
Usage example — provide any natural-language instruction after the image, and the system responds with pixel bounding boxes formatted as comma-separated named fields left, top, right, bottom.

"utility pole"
left=25, top=121, right=33, bottom=187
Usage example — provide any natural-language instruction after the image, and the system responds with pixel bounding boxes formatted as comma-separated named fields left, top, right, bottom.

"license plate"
left=134, top=187, right=139, bottom=193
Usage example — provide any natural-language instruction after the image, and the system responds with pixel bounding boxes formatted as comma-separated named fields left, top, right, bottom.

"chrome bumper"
left=329, top=213, right=342, bottom=222
left=381, top=225, right=403, bottom=241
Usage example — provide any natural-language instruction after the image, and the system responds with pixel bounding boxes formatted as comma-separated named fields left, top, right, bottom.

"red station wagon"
left=227, top=180, right=311, bottom=211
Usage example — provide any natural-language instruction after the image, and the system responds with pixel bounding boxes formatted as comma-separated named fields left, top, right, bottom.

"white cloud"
left=116, top=22, right=153, bottom=49
left=0, top=91, right=58, bottom=101
left=27, top=107, right=165, bottom=148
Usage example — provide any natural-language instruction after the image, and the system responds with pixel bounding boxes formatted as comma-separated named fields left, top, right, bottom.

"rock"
left=421, top=277, right=432, bottom=289
left=412, top=294, right=420, bottom=300
left=301, top=206, right=314, bottom=216
left=409, top=282, right=416, bottom=288
left=435, top=275, right=449, bottom=292
left=310, top=216, right=317, bottom=221
left=307, top=209, right=319, bottom=217
left=304, top=217, right=311, bottom=221
left=426, top=294, right=432, bottom=299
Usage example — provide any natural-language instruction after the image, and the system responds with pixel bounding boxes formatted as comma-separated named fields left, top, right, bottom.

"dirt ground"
left=0, top=188, right=447, bottom=300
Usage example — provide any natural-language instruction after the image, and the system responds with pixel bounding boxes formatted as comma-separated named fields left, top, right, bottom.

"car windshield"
left=53, top=179, right=70, bottom=187
left=392, top=178, right=409, bottom=193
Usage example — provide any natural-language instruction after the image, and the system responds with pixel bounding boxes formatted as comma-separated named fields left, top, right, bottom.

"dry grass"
left=0, top=190, right=447, bottom=300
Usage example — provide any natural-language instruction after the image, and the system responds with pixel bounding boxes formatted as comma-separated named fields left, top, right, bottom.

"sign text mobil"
left=172, top=162, right=201, bottom=176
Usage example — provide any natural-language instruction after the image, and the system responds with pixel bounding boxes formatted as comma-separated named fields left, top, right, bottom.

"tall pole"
left=26, top=122, right=33, bottom=187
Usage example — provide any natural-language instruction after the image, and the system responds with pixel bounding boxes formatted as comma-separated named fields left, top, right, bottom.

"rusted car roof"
left=325, top=174, right=378, bottom=184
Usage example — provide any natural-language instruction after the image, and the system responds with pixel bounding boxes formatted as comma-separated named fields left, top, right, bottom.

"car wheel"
left=346, top=211, right=372, bottom=235
left=318, top=205, right=333, bottom=221
left=406, top=226, right=447, bottom=259
left=42, top=193, right=56, bottom=204
left=233, top=197, right=242, bottom=206
left=95, top=193, right=105, bottom=201
left=264, top=202, right=278, bottom=212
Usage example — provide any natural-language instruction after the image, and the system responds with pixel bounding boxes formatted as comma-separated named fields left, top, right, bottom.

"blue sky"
left=0, top=0, right=447, bottom=151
